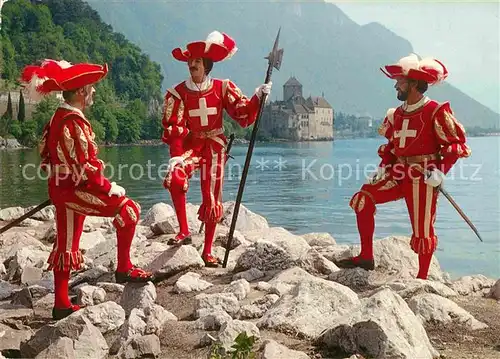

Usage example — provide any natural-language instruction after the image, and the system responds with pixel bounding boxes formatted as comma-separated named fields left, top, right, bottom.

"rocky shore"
left=0, top=202, right=499, bottom=359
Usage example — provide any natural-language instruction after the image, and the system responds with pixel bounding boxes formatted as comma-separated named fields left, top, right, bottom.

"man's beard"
left=397, top=89, right=409, bottom=101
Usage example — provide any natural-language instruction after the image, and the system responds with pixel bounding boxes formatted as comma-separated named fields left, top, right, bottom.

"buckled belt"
left=191, top=128, right=224, bottom=139
left=397, top=153, right=440, bottom=164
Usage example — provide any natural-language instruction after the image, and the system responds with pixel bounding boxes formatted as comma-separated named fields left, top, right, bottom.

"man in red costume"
left=335, top=54, right=471, bottom=280
left=21, top=60, right=153, bottom=320
left=162, top=31, right=271, bottom=267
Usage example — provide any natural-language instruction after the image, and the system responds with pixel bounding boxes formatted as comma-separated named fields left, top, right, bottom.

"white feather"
left=41, top=59, right=72, bottom=69
left=398, top=53, right=420, bottom=75
left=24, top=74, right=48, bottom=102
left=205, top=31, right=224, bottom=44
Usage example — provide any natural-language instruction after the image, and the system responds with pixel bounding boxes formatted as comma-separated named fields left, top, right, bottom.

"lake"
left=1, top=137, right=499, bottom=279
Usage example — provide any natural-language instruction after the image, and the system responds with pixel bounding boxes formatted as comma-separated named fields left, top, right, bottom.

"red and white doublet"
left=21, top=59, right=152, bottom=318
left=346, top=54, right=471, bottom=279
left=162, top=78, right=260, bottom=222
left=163, top=30, right=264, bottom=264
left=39, top=104, right=141, bottom=272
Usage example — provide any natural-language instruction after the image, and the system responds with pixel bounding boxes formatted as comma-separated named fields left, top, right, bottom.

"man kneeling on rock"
left=22, top=59, right=154, bottom=320
left=335, top=54, right=471, bottom=280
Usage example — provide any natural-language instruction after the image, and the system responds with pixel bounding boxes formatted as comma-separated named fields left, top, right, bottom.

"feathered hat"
left=380, top=53, right=448, bottom=86
left=172, top=31, right=238, bottom=63
left=20, top=59, right=108, bottom=101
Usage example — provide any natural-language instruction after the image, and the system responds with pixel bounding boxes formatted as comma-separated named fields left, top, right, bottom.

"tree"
left=17, top=90, right=25, bottom=122
left=4, top=92, right=13, bottom=119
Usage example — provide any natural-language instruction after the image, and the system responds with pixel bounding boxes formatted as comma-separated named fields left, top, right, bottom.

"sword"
left=0, top=199, right=52, bottom=234
left=439, top=185, right=483, bottom=242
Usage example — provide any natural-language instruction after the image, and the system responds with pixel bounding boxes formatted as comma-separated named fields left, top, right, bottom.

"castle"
left=260, top=77, right=334, bottom=141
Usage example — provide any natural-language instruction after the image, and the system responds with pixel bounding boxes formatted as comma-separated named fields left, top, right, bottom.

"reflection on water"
left=1, top=137, right=499, bottom=278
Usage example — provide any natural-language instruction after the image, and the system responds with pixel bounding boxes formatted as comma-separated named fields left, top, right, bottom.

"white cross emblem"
left=188, top=98, right=217, bottom=127
left=394, top=119, right=417, bottom=148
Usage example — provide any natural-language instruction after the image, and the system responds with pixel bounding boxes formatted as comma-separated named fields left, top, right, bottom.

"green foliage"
left=17, top=90, right=26, bottom=122
left=1, top=0, right=164, bottom=145
left=208, top=332, right=257, bottom=359
left=4, top=92, right=13, bottom=119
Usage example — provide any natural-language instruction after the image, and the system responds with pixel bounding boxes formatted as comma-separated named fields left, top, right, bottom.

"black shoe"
left=335, top=257, right=375, bottom=271
left=115, top=266, right=155, bottom=284
left=202, top=254, right=221, bottom=268
left=168, top=232, right=192, bottom=245
left=52, top=304, right=81, bottom=320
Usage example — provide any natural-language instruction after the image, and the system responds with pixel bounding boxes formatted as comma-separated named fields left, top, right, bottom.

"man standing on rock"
left=335, top=54, right=471, bottom=279
left=161, top=31, right=271, bottom=267
left=21, top=59, right=153, bottom=320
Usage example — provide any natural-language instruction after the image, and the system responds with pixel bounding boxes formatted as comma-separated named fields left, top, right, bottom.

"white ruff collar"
left=60, top=102, right=85, bottom=119
left=186, top=76, right=212, bottom=91
left=402, top=96, right=430, bottom=112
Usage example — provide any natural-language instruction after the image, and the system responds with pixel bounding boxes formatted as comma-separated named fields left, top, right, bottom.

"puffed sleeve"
left=57, top=115, right=112, bottom=193
left=161, top=88, right=189, bottom=156
left=432, top=102, right=471, bottom=174
left=377, top=108, right=398, bottom=167
left=223, top=80, right=262, bottom=128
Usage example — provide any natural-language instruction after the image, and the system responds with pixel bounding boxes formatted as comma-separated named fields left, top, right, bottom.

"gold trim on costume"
left=75, top=123, right=89, bottom=160
left=177, top=101, right=184, bottom=124
left=357, top=196, right=366, bottom=212
left=66, top=208, right=75, bottom=252
left=115, top=214, right=125, bottom=228
left=66, top=202, right=100, bottom=214
left=126, top=205, right=137, bottom=223
left=434, top=120, right=449, bottom=143
left=63, top=126, right=76, bottom=161
left=167, top=88, right=181, bottom=99
left=75, top=190, right=107, bottom=207
left=378, top=180, right=397, bottom=191
left=413, top=180, right=420, bottom=237
left=228, top=93, right=236, bottom=105
left=57, top=143, right=67, bottom=164
left=443, top=111, right=458, bottom=140
left=164, top=96, right=174, bottom=121
left=424, top=184, right=433, bottom=238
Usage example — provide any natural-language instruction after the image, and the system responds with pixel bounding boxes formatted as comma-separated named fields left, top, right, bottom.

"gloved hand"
left=167, top=156, right=186, bottom=173
left=424, top=169, right=445, bottom=187
left=108, top=182, right=126, bottom=197
left=255, top=81, right=272, bottom=99
left=367, top=166, right=386, bottom=184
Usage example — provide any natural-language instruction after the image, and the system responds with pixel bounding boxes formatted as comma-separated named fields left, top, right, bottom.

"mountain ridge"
left=87, top=0, right=499, bottom=129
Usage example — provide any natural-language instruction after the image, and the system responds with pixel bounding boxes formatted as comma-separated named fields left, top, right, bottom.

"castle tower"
left=283, top=76, right=302, bottom=101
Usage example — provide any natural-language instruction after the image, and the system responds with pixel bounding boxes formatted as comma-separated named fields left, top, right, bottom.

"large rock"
left=451, top=275, right=496, bottom=296
left=5, top=245, right=49, bottom=281
left=259, top=339, right=310, bottom=359
left=28, top=205, right=55, bottom=221
left=0, top=206, right=25, bottom=221
left=223, top=279, right=251, bottom=300
left=329, top=268, right=370, bottom=289
left=76, top=285, right=106, bottom=306
left=34, top=337, right=75, bottom=359
left=239, top=294, right=280, bottom=320
left=173, top=272, right=213, bottom=293
left=0, top=232, right=49, bottom=263
left=195, top=293, right=240, bottom=318
left=145, top=244, right=205, bottom=277
left=334, top=236, right=445, bottom=281
left=233, top=268, right=265, bottom=282
left=120, top=282, right=157, bottom=316
left=218, top=320, right=260, bottom=351
left=0, top=280, right=19, bottom=300
left=234, top=228, right=311, bottom=272
left=141, top=203, right=175, bottom=227
left=259, top=275, right=360, bottom=338
left=408, top=293, right=488, bottom=330
left=299, top=248, right=339, bottom=276
left=487, top=279, right=500, bottom=300
left=319, top=289, right=438, bottom=359
left=76, top=301, right=126, bottom=334
left=0, top=323, right=34, bottom=352
left=214, top=226, right=250, bottom=249
left=222, top=201, right=269, bottom=232
left=20, top=314, right=108, bottom=359
left=301, top=232, right=336, bottom=247
left=79, top=231, right=107, bottom=252
left=119, top=334, right=161, bottom=359
left=267, top=267, right=316, bottom=296
left=382, top=279, right=458, bottom=299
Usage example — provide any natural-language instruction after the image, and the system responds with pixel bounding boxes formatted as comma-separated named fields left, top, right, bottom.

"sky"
left=333, top=1, right=500, bottom=113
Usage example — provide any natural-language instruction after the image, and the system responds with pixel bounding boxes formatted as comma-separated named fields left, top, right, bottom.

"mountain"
left=87, top=0, right=499, bottom=130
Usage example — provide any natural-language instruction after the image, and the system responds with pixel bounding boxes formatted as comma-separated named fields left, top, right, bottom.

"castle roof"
left=284, top=76, right=302, bottom=87
left=307, top=96, right=332, bottom=109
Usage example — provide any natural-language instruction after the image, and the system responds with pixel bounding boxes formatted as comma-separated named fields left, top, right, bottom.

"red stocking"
left=54, top=270, right=71, bottom=309
left=417, top=252, right=433, bottom=279
left=203, top=221, right=217, bottom=257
